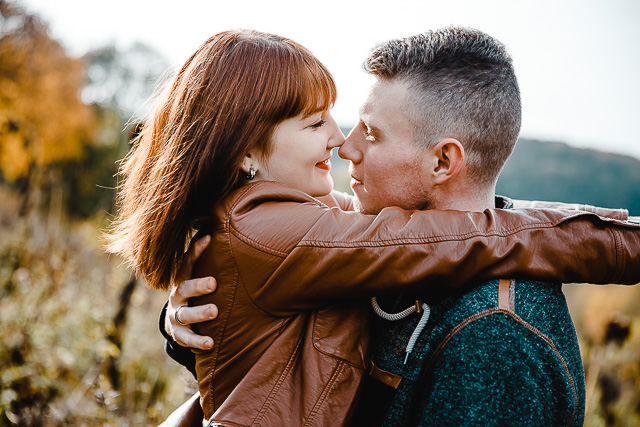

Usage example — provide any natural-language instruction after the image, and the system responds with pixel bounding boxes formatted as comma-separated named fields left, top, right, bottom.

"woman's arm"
left=211, top=183, right=640, bottom=316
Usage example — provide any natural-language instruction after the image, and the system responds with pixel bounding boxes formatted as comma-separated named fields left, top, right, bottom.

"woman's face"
left=250, top=111, right=345, bottom=197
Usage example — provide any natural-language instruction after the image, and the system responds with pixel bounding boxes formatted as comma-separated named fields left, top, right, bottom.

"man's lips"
left=315, top=158, right=331, bottom=171
left=350, top=175, right=363, bottom=188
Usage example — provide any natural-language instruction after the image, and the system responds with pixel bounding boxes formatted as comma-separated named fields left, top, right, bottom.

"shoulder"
left=428, top=279, right=577, bottom=364
left=221, top=181, right=328, bottom=250
left=222, top=181, right=321, bottom=216
left=419, top=279, right=584, bottom=425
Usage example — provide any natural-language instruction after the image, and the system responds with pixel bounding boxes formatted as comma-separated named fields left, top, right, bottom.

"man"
left=161, top=27, right=636, bottom=425
left=338, top=28, right=583, bottom=426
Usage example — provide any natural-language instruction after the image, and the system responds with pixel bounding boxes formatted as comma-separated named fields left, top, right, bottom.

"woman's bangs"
left=295, top=60, right=337, bottom=118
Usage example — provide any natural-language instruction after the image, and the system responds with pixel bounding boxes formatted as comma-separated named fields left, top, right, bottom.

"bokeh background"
left=1, top=0, right=639, bottom=425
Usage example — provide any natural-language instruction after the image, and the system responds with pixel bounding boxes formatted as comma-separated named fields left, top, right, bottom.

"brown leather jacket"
left=187, top=181, right=639, bottom=426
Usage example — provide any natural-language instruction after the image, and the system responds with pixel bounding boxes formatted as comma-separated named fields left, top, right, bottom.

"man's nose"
left=338, top=126, right=362, bottom=164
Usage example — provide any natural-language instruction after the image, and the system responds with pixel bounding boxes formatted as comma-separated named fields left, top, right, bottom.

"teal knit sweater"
left=353, top=277, right=586, bottom=426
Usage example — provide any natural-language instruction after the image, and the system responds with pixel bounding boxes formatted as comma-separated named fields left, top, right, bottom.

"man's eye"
left=364, top=127, right=375, bottom=141
left=309, top=119, right=326, bottom=129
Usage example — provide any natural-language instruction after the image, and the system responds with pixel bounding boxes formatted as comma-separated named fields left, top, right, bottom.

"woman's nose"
left=327, top=115, right=345, bottom=149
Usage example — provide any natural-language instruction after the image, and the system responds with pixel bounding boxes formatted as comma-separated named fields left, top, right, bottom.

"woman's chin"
left=306, top=180, right=334, bottom=197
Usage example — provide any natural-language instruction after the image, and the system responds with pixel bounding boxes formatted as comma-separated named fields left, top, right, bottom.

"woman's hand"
left=165, top=235, right=218, bottom=350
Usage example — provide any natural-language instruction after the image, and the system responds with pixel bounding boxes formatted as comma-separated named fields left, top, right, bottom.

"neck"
left=432, top=186, right=496, bottom=212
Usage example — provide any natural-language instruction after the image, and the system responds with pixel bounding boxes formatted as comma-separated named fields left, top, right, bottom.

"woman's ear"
left=240, top=153, right=254, bottom=176
left=432, top=138, right=465, bottom=185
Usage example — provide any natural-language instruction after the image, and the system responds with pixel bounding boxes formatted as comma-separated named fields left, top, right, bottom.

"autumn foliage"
left=0, top=0, right=94, bottom=182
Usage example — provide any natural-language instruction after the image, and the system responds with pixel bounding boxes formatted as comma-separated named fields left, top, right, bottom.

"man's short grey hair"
left=364, top=26, right=521, bottom=188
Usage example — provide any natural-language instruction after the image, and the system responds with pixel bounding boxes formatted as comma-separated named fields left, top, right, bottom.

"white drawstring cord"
left=370, top=297, right=431, bottom=364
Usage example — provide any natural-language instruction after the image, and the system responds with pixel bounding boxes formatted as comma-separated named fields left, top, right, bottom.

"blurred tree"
left=83, top=42, right=170, bottom=120
left=62, top=43, right=169, bottom=218
left=0, top=1, right=169, bottom=218
left=0, top=1, right=95, bottom=188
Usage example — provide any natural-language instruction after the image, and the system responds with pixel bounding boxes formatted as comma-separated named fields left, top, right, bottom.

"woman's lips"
left=315, top=158, right=331, bottom=171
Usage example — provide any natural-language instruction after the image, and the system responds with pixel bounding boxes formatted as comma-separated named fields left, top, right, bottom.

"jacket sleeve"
left=159, top=302, right=197, bottom=377
left=228, top=184, right=640, bottom=316
left=512, top=199, right=628, bottom=220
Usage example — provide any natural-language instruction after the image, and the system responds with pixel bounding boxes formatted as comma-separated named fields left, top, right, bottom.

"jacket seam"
left=252, top=331, right=306, bottom=425
left=298, top=213, right=589, bottom=247
left=226, top=181, right=265, bottom=217
left=609, top=226, right=624, bottom=284
left=229, top=225, right=289, bottom=258
left=209, top=229, right=242, bottom=414
left=303, top=360, right=346, bottom=426
left=226, top=218, right=275, bottom=317
left=426, top=309, right=578, bottom=426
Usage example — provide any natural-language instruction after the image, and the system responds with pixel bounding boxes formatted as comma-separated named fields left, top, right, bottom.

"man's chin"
left=353, top=196, right=382, bottom=215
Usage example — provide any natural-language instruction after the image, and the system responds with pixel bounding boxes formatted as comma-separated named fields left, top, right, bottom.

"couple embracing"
left=108, top=27, right=640, bottom=426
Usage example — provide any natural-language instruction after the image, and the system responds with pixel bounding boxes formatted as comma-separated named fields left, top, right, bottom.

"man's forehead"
left=358, top=79, right=411, bottom=128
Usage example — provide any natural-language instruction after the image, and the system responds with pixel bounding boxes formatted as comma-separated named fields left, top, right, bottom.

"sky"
left=16, top=0, right=640, bottom=159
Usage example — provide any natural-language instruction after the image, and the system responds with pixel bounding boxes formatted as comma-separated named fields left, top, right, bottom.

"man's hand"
left=165, top=235, right=218, bottom=350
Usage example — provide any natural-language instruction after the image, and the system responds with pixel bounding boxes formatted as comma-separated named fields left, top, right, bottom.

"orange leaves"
left=0, top=2, right=95, bottom=181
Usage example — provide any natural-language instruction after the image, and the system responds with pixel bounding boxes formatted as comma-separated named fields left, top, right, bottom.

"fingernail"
left=205, top=339, right=213, bottom=348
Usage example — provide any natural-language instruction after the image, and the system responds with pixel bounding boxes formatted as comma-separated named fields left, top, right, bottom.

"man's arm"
left=160, top=236, right=217, bottom=373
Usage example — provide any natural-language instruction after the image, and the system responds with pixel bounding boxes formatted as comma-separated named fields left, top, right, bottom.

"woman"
left=107, top=30, right=639, bottom=425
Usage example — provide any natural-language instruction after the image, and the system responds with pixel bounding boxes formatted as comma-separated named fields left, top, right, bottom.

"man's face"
left=338, top=78, right=435, bottom=214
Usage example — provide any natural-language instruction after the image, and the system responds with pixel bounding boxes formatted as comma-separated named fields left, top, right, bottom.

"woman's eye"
left=309, top=119, right=326, bottom=129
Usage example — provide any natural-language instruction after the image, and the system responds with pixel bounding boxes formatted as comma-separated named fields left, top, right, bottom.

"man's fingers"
left=174, top=304, right=218, bottom=325
left=174, top=276, right=217, bottom=301
left=191, top=235, right=211, bottom=259
left=184, top=235, right=211, bottom=273
left=174, top=328, right=214, bottom=350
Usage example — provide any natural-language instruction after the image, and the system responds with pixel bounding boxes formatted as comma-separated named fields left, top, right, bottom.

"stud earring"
left=246, top=167, right=256, bottom=180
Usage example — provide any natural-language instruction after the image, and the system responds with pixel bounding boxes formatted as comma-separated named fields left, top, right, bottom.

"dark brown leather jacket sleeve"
left=227, top=183, right=640, bottom=316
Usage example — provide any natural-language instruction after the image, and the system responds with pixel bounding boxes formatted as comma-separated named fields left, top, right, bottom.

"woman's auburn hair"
left=106, top=30, right=337, bottom=290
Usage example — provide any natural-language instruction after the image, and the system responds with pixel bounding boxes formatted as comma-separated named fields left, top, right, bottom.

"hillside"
left=497, top=139, right=640, bottom=215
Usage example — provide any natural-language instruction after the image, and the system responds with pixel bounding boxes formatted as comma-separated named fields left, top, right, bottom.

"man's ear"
left=432, top=138, right=465, bottom=185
